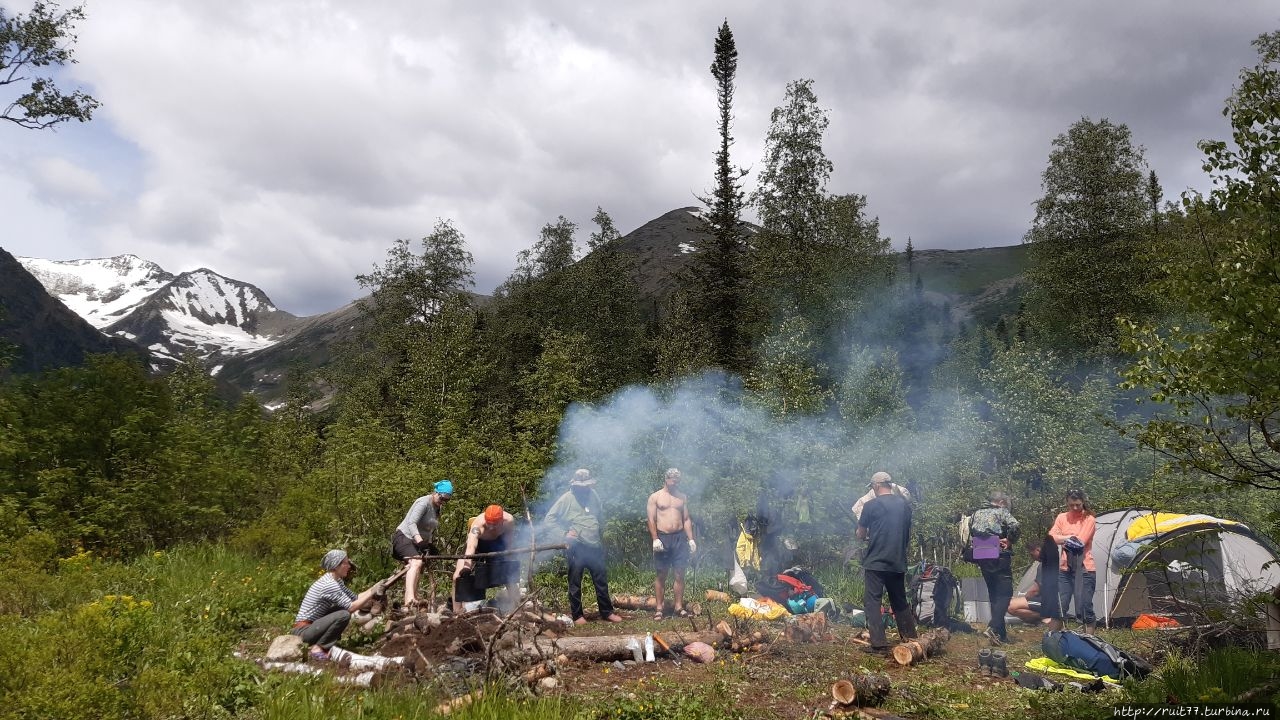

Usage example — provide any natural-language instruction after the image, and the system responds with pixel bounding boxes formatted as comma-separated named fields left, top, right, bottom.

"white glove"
left=652, top=538, right=665, bottom=552
left=688, top=539, right=697, bottom=554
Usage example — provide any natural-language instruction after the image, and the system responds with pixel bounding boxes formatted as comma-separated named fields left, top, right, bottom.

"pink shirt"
left=1049, top=511, right=1096, bottom=572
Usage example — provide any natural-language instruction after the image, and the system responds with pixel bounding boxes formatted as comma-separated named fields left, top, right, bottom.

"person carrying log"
left=855, top=471, right=918, bottom=656
left=453, top=504, right=520, bottom=614
left=968, top=490, right=1020, bottom=645
left=291, top=550, right=386, bottom=662
left=647, top=468, right=697, bottom=619
left=390, top=479, right=453, bottom=609
left=545, top=469, right=622, bottom=625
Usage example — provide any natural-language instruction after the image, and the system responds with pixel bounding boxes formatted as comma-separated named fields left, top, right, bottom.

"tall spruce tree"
left=690, top=20, right=749, bottom=371
left=750, top=79, right=834, bottom=322
left=1023, top=117, right=1157, bottom=354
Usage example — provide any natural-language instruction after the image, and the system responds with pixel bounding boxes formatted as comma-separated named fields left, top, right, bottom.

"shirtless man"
left=453, top=505, right=519, bottom=615
left=647, top=468, right=697, bottom=619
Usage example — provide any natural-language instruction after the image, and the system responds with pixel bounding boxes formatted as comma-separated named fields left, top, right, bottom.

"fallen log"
left=259, top=661, right=382, bottom=687
left=830, top=672, right=890, bottom=706
left=890, top=628, right=949, bottom=666
left=610, top=595, right=702, bottom=616
left=705, top=589, right=732, bottom=602
left=501, top=630, right=726, bottom=662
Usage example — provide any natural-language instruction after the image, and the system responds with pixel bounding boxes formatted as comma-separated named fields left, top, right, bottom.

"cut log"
left=890, top=628, right=949, bottom=666
left=521, top=663, right=553, bottom=683
left=714, top=620, right=734, bottom=638
left=435, top=689, right=482, bottom=715
left=831, top=679, right=856, bottom=705
left=785, top=613, right=829, bottom=643
left=705, top=589, right=732, bottom=602
left=830, top=672, right=890, bottom=707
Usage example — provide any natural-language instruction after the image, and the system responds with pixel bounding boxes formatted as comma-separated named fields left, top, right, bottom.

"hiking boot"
left=1083, top=622, right=1096, bottom=635
left=977, top=648, right=992, bottom=677
left=991, top=650, right=1008, bottom=678
left=860, top=645, right=890, bottom=657
left=982, top=626, right=1003, bottom=646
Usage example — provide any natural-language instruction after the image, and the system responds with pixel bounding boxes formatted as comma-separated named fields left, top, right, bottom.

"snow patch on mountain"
left=150, top=308, right=276, bottom=361
left=17, top=254, right=173, bottom=328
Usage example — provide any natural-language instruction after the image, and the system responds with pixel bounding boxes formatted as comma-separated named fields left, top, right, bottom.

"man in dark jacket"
left=856, top=471, right=918, bottom=654
left=968, top=490, right=1020, bottom=644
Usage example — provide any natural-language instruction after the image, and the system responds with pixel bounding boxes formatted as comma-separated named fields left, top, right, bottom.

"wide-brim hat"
left=570, top=468, right=596, bottom=487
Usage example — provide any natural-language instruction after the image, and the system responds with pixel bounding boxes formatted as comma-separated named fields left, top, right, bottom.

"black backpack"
left=909, top=563, right=963, bottom=628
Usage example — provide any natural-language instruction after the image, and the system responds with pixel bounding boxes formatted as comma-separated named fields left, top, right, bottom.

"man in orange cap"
left=453, top=504, right=519, bottom=614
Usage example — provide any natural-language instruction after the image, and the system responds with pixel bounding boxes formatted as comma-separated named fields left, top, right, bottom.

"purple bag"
left=971, top=534, right=1001, bottom=560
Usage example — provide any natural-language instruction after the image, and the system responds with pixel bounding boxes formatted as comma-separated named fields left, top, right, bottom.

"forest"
left=2, top=11, right=1280, bottom=720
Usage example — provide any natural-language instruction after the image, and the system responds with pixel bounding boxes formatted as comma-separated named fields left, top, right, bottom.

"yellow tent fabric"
left=1025, top=657, right=1120, bottom=685
left=1125, top=512, right=1240, bottom=541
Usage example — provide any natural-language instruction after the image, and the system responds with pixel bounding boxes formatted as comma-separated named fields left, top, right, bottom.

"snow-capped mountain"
left=17, top=254, right=174, bottom=328
left=17, top=255, right=297, bottom=366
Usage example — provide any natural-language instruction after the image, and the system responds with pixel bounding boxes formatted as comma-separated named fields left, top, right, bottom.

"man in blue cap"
left=292, top=549, right=384, bottom=661
left=391, top=479, right=453, bottom=609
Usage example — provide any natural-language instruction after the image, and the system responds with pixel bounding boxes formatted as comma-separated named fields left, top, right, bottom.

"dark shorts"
left=454, top=559, right=520, bottom=601
left=654, top=531, right=690, bottom=572
left=391, top=530, right=424, bottom=561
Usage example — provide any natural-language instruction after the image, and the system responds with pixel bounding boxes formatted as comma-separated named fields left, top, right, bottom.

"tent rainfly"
left=1016, top=508, right=1280, bottom=627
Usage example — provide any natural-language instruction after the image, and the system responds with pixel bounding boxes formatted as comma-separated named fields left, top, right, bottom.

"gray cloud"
left=0, top=0, right=1274, bottom=314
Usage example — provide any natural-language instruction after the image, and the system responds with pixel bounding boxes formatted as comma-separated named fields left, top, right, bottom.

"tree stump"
left=890, top=628, right=949, bottom=666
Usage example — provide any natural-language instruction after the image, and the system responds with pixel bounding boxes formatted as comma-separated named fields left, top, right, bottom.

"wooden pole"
left=413, top=544, right=568, bottom=561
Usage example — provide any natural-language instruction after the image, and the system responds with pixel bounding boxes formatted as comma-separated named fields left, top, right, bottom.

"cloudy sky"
left=2, top=1, right=1275, bottom=315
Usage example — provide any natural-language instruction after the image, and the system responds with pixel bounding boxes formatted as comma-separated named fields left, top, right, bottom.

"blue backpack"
left=1042, top=630, right=1152, bottom=680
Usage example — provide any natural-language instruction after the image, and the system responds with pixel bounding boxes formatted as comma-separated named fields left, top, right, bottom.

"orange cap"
left=484, top=505, right=504, bottom=523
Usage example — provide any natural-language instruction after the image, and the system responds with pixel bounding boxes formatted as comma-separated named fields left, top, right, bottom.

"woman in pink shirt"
left=1048, top=489, right=1097, bottom=633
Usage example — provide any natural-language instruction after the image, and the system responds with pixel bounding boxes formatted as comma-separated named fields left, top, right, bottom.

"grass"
left=4, top=542, right=1278, bottom=719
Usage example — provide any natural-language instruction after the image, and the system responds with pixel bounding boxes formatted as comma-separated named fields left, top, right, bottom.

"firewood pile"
left=377, top=606, right=567, bottom=692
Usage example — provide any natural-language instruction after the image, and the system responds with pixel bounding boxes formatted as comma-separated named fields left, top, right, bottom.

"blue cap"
left=435, top=480, right=454, bottom=495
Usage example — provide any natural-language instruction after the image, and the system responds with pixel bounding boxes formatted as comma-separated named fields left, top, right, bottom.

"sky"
left=2, top=1, right=1276, bottom=316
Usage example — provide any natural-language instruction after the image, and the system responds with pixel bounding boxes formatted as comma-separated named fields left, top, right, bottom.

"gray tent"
left=1016, top=508, right=1280, bottom=627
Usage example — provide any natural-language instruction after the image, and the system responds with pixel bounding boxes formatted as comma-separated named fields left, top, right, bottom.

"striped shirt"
left=295, top=574, right=356, bottom=622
